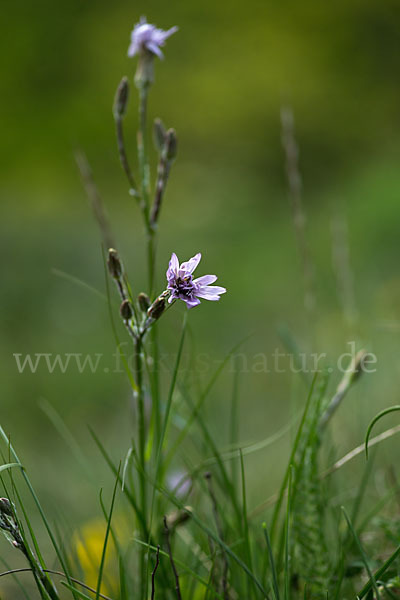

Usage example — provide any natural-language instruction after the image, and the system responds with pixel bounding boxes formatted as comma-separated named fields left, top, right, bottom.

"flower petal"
left=166, top=252, right=179, bottom=280
left=193, top=274, right=217, bottom=286
left=164, top=26, right=179, bottom=39
left=195, top=285, right=226, bottom=300
left=179, top=252, right=201, bottom=275
left=147, top=42, right=164, bottom=58
left=184, top=297, right=201, bottom=308
left=127, top=43, right=138, bottom=57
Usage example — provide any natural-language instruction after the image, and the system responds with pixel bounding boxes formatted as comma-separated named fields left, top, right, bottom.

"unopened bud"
left=165, top=129, right=178, bottom=161
left=0, top=498, right=13, bottom=517
left=147, top=295, right=166, bottom=320
left=107, top=248, right=122, bottom=279
left=120, top=300, right=133, bottom=321
left=113, top=77, right=130, bottom=118
left=153, top=118, right=166, bottom=152
left=138, top=292, right=151, bottom=312
left=165, top=506, right=192, bottom=530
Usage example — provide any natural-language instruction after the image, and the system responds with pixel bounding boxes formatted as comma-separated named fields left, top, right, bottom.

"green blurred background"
left=2, top=0, right=400, bottom=583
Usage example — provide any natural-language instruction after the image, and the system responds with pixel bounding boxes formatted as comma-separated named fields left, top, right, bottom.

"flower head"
left=166, top=253, right=226, bottom=309
left=128, top=17, right=178, bottom=59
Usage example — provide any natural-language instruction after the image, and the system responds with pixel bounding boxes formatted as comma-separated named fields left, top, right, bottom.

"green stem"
left=135, top=338, right=146, bottom=520
left=147, top=230, right=156, bottom=298
left=138, top=85, right=149, bottom=212
left=21, top=545, right=59, bottom=600
left=134, top=336, right=147, bottom=597
left=137, top=83, right=156, bottom=297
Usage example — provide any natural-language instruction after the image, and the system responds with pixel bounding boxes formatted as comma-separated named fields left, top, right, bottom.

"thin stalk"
left=115, top=115, right=138, bottom=197
left=137, top=83, right=155, bottom=296
left=134, top=335, right=147, bottom=597
left=204, top=472, right=229, bottom=600
left=0, top=427, right=75, bottom=596
left=270, top=373, right=317, bottom=543
left=163, top=516, right=182, bottom=600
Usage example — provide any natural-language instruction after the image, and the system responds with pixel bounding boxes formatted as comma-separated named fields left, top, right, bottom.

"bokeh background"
left=2, top=0, right=400, bottom=590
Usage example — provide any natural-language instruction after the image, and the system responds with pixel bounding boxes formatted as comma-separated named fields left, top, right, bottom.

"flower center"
left=174, top=275, right=194, bottom=297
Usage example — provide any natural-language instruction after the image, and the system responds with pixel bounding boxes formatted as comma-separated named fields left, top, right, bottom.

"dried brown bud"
left=153, top=118, right=166, bottom=152
left=165, top=128, right=177, bottom=161
left=113, top=77, right=130, bottom=119
left=138, top=292, right=151, bottom=312
left=107, top=248, right=122, bottom=279
left=147, top=295, right=166, bottom=320
left=120, top=299, right=133, bottom=321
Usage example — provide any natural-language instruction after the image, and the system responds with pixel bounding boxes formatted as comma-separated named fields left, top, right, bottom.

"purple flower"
left=128, top=17, right=178, bottom=59
left=167, top=469, right=191, bottom=498
left=166, top=252, right=226, bottom=309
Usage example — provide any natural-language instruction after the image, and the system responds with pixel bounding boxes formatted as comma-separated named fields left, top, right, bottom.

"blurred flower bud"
left=165, top=129, right=178, bottom=161
left=128, top=18, right=178, bottom=89
left=113, top=77, right=130, bottom=119
left=138, top=292, right=151, bottom=312
left=120, top=299, right=133, bottom=321
left=165, top=506, right=193, bottom=530
left=153, top=118, right=166, bottom=152
left=107, top=248, right=122, bottom=279
left=147, top=294, right=166, bottom=320
left=134, top=52, right=155, bottom=89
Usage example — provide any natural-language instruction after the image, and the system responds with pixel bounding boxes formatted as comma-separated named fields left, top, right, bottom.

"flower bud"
left=147, top=295, right=166, bottom=320
left=165, top=506, right=192, bottom=530
left=107, top=248, right=122, bottom=279
left=134, top=52, right=154, bottom=89
left=153, top=118, right=166, bottom=153
left=0, top=498, right=13, bottom=517
left=120, top=299, right=133, bottom=321
left=165, top=129, right=177, bottom=161
left=138, top=292, right=151, bottom=312
left=113, top=77, right=129, bottom=119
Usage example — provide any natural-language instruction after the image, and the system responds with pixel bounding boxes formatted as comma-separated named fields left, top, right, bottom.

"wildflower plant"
left=1, top=14, right=400, bottom=600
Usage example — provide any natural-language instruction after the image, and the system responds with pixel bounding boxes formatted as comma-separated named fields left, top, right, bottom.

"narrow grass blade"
left=52, top=269, right=108, bottom=303
left=240, top=449, right=255, bottom=598
left=164, top=335, right=252, bottom=466
left=0, top=425, right=76, bottom=596
left=0, top=557, right=31, bottom=600
left=146, top=315, right=187, bottom=591
left=270, top=373, right=318, bottom=542
left=134, top=538, right=225, bottom=599
left=155, top=482, right=269, bottom=597
left=357, top=544, right=400, bottom=599
left=230, top=359, right=240, bottom=494
left=39, top=399, right=93, bottom=481
left=0, top=462, right=22, bottom=473
left=95, top=466, right=120, bottom=600
left=89, top=427, right=147, bottom=535
left=98, top=482, right=127, bottom=600
left=365, top=406, right=400, bottom=459
left=181, top=388, right=242, bottom=524
left=263, top=523, right=280, bottom=600
left=342, top=507, right=380, bottom=599
left=61, top=582, right=100, bottom=600
left=284, top=466, right=293, bottom=600
left=277, top=324, right=311, bottom=388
